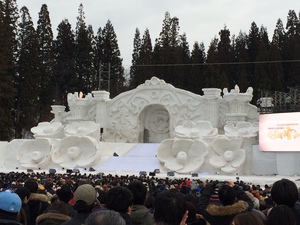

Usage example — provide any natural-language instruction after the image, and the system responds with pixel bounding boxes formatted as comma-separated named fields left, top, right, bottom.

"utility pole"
left=98, top=62, right=111, bottom=92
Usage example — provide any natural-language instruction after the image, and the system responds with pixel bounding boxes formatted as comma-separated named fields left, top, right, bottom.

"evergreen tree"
left=153, top=12, right=181, bottom=84
left=272, top=18, right=287, bottom=92
left=87, top=24, right=97, bottom=91
left=0, top=0, right=17, bottom=140
left=233, top=31, right=249, bottom=92
left=139, top=28, right=153, bottom=82
left=247, top=22, right=260, bottom=88
left=190, top=41, right=206, bottom=94
left=269, top=43, right=285, bottom=92
left=129, top=28, right=141, bottom=88
left=74, top=3, right=95, bottom=93
left=218, top=26, right=234, bottom=88
left=99, top=19, right=124, bottom=97
left=253, top=26, right=271, bottom=103
left=16, top=6, right=40, bottom=138
left=286, top=10, right=300, bottom=37
left=36, top=4, right=54, bottom=122
left=177, top=33, right=190, bottom=90
left=204, top=37, right=228, bottom=89
left=129, top=28, right=153, bottom=88
left=284, top=10, right=300, bottom=87
left=53, top=19, right=76, bottom=105
left=272, top=18, right=285, bottom=51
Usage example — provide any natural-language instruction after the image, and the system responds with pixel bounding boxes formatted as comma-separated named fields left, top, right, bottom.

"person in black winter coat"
left=24, top=179, right=50, bottom=225
left=197, top=180, right=253, bottom=225
left=15, top=186, right=31, bottom=225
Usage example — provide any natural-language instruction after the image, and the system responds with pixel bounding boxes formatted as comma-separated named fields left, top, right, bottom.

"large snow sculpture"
left=0, top=77, right=265, bottom=175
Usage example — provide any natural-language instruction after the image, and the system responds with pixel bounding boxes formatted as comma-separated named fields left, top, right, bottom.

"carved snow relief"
left=31, top=122, right=64, bottom=139
left=175, top=120, right=218, bottom=139
left=209, top=137, right=246, bottom=173
left=52, top=136, right=101, bottom=168
left=17, top=138, right=52, bottom=169
left=224, top=121, right=259, bottom=138
left=64, top=121, right=100, bottom=140
left=157, top=139, right=208, bottom=173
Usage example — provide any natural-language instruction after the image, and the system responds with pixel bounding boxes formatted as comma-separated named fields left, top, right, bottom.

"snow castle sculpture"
left=1, top=76, right=298, bottom=176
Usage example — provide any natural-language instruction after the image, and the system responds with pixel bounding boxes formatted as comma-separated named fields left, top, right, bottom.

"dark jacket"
left=0, top=211, right=24, bottom=225
left=27, top=193, right=50, bottom=225
left=131, top=205, right=153, bottom=225
left=36, top=212, right=71, bottom=225
left=292, top=201, right=300, bottom=225
left=63, top=203, right=76, bottom=218
left=0, top=219, right=23, bottom=225
left=197, top=186, right=253, bottom=225
left=61, top=212, right=91, bottom=225
left=120, top=212, right=133, bottom=225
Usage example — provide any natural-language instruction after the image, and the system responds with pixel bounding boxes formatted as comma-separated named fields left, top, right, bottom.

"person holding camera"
left=197, top=180, right=254, bottom=225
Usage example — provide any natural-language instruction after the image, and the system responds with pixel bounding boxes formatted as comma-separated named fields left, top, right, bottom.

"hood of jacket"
left=131, top=204, right=152, bottom=221
left=36, top=212, right=71, bottom=224
left=29, top=193, right=49, bottom=202
left=206, top=200, right=249, bottom=216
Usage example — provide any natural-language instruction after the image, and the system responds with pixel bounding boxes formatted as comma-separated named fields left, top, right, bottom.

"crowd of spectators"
left=0, top=171, right=299, bottom=225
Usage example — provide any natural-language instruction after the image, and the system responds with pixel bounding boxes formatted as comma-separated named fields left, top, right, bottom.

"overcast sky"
left=17, top=0, right=299, bottom=68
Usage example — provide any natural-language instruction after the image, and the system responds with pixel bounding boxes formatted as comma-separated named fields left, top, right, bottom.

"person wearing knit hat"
left=61, top=184, right=98, bottom=225
left=0, top=192, right=23, bottom=225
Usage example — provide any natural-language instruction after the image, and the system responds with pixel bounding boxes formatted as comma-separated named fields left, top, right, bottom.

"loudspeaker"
left=167, top=171, right=175, bottom=176
left=89, top=167, right=95, bottom=172
left=154, top=169, right=160, bottom=174
left=66, top=169, right=73, bottom=173
left=149, top=172, right=156, bottom=176
left=113, top=152, right=119, bottom=157
left=139, top=171, right=147, bottom=176
left=49, top=169, right=56, bottom=174
left=27, top=169, right=33, bottom=173
left=73, top=168, right=80, bottom=173
left=191, top=173, right=198, bottom=177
